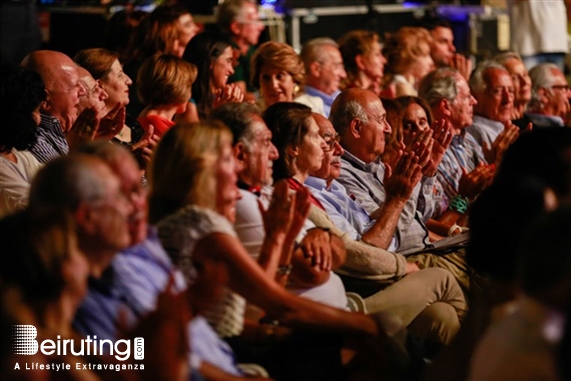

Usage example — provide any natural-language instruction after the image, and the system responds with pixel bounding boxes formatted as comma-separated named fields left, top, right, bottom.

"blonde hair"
left=383, top=27, right=433, bottom=76
left=148, top=121, right=233, bottom=223
left=250, top=41, right=305, bottom=93
left=137, top=54, right=197, bottom=106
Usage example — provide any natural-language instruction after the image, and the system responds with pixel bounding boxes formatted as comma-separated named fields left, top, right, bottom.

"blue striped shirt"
left=29, top=113, right=68, bottom=164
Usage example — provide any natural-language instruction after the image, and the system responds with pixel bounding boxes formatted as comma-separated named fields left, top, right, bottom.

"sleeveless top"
left=157, top=204, right=246, bottom=338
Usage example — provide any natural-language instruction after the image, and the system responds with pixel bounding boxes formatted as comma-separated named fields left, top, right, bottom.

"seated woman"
left=137, top=54, right=197, bottom=138
left=74, top=48, right=156, bottom=170
left=250, top=41, right=325, bottom=114
left=338, top=29, right=387, bottom=97
left=148, top=121, right=391, bottom=380
left=179, top=31, right=244, bottom=123
left=0, top=65, right=45, bottom=217
left=382, top=27, right=435, bottom=97
left=122, top=3, right=200, bottom=117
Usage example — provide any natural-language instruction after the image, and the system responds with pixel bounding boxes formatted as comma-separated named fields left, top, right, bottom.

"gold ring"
left=86, top=126, right=92, bottom=133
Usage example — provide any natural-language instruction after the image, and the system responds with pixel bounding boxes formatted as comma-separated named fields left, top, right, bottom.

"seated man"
left=73, top=142, right=257, bottom=379
left=331, top=88, right=477, bottom=295
left=210, top=102, right=467, bottom=350
left=21, top=50, right=86, bottom=163
left=418, top=67, right=495, bottom=235
left=466, top=60, right=520, bottom=165
left=520, top=62, right=571, bottom=128
left=298, top=37, right=347, bottom=117
left=494, top=51, right=532, bottom=120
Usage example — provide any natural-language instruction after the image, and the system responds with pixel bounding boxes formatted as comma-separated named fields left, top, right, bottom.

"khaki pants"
left=340, top=267, right=467, bottom=344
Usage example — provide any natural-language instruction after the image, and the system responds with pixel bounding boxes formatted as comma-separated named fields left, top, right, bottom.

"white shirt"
left=0, top=149, right=43, bottom=218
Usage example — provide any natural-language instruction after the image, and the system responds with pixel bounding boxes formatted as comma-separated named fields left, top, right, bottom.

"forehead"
left=404, top=103, right=427, bottom=117
left=432, top=26, right=453, bottom=41
left=550, top=68, right=567, bottom=84
left=241, top=3, right=259, bottom=19
left=313, top=115, right=335, bottom=136
left=367, top=97, right=385, bottom=115
left=249, top=114, right=271, bottom=136
left=108, top=59, right=122, bottom=74
left=504, top=58, right=526, bottom=74
left=486, top=68, right=513, bottom=87
left=456, top=76, right=470, bottom=93
left=320, top=45, right=342, bottom=62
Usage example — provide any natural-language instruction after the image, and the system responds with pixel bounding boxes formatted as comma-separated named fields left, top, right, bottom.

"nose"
left=384, top=120, right=392, bottom=134
left=333, top=140, right=344, bottom=156
left=449, top=42, right=456, bottom=53
left=339, top=66, right=347, bottom=79
left=470, top=95, right=477, bottom=105
left=125, top=74, right=133, bottom=86
left=271, top=76, right=279, bottom=89
left=269, top=142, right=279, bottom=160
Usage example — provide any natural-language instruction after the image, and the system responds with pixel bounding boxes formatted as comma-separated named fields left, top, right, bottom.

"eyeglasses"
left=323, top=133, right=341, bottom=152
left=551, top=84, right=570, bottom=92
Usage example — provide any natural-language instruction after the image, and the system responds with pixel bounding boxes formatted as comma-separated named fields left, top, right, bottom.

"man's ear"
left=229, top=20, right=242, bottom=37
left=439, top=98, right=452, bottom=117
left=74, top=202, right=96, bottom=235
left=349, top=118, right=361, bottom=138
left=233, top=142, right=248, bottom=165
left=308, top=61, right=321, bottom=78
left=537, top=87, right=550, bottom=106
left=40, top=89, right=51, bottom=114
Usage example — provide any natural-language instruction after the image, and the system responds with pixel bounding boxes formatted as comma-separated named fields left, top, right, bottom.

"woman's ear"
left=286, top=144, right=299, bottom=158
left=355, top=54, right=366, bottom=71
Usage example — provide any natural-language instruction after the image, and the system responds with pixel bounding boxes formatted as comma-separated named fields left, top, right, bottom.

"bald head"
left=21, top=50, right=85, bottom=131
left=77, top=65, right=108, bottom=115
left=329, top=88, right=391, bottom=164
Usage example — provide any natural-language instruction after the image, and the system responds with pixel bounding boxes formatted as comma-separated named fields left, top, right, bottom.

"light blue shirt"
left=74, top=227, right=242, bottom=377
left=466, top=115, right=505, bottom=150
left=303, top=85, right=341, bottom=117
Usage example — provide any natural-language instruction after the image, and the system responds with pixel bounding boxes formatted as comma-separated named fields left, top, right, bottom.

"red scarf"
left=287, top=178, right=326, bottom=211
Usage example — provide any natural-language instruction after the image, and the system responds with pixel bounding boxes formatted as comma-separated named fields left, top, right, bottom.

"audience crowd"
left=1, top=1, right=570, bottom=380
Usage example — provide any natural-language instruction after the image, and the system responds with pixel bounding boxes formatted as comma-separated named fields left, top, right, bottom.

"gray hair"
left=209, top=101, right=262, bottom=150
left=493, top=51, right=522, bottom=66
left=216, top=0, right=256, bottom=35
left=29, top=154, right=112, bottom=213
left=528, top=63, right=561, bottom=111
left=469, top=60, right=507, bottom=95
left=300, top=37, right=340, bottom=73
left=418, top=67, right=461, bottom=108
left=329, top=99, right=368, bottom=136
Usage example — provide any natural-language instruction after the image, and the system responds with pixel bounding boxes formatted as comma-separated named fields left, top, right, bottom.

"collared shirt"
left=303, top=85, right=341, bottom=117
left=73, top=227, right=243, bottom=376
left=29, top=113, right=68, bottom=164
left=523, top=113, right=565, bottom=128
left=466, top=115, right=505, bottom=150
left=337, top=150, right=430, bottom=253
left=435, top=130, right=487, bottom=216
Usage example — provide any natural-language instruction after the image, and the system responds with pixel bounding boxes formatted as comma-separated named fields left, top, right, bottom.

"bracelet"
left=277, top=264, right=293, bottom=276
left=448, top=195, right=469, bottom=214
left=448, top=223, right=462, bottom=237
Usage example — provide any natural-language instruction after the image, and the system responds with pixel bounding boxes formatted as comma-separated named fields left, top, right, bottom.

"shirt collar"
left=342, top=150, right=382, bottom=174
left=305, top=176, right=328, bottom=191
left=39, top=113, right=65, bottom=135
left=304, top=85, right=340, bottom=106
left=473, top=115, right=505, bottom=132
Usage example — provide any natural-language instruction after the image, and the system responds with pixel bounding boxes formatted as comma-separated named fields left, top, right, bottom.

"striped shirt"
left=29, top=113, right=68, bottom=164
left=435, top=131, right=487, bottom=216
left=337, top=151, right=431, bottom=254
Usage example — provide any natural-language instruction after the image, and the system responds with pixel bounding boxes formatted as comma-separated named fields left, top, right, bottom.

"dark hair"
left=209, top=102, right=262, bottom=146
left=0, top=65, right=44, bottom=153
left=395, top=95, right=434, bottom=127
left=262, top=102, right=313, bottom=182
left=182, top=31, right=233, bottom=120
